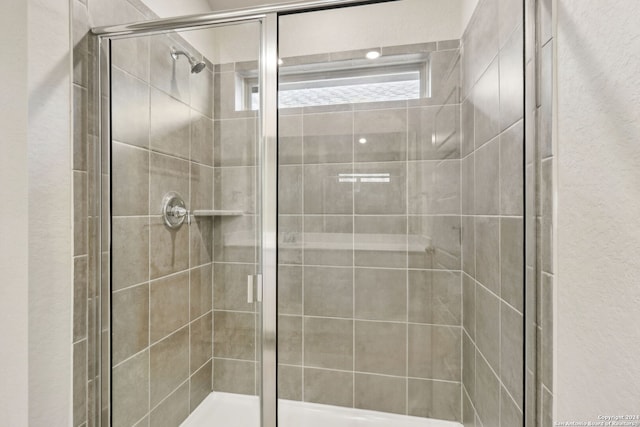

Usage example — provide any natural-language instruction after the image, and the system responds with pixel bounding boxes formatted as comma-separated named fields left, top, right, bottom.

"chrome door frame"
left=92, top=0, right=536, bottom=426
left=93, top=3, right=404, bottom=427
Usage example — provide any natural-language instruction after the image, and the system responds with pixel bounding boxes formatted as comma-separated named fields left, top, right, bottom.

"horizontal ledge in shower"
left=91, top=0, right=399, bottom=37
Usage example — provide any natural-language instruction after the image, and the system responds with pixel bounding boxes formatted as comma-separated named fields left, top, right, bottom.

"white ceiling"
left=140, top=0, right=479, bottom=63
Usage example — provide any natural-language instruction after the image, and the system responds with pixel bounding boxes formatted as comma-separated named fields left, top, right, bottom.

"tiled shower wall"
left=72, top=0, right=219, bottom=425
left=460, top=0, right=526, bottom=425
left=273, top=41, right=464, bottom=421
left=108, top=31, right=216, bottom=427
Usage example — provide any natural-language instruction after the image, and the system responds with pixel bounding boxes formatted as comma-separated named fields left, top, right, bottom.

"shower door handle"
left=247, top=274, right=263, bottom=304
left=247, top=275, right=254, bottom=303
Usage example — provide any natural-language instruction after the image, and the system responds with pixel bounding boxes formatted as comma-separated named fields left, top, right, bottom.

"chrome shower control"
left=162, top=192, right=188, bottom=229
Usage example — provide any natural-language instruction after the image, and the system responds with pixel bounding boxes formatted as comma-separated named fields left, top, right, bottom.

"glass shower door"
left=107, top=21, right=266, bottom=427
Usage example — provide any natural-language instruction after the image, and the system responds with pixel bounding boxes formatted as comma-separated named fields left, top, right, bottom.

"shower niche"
left=97, top=1, right=528, bottom=426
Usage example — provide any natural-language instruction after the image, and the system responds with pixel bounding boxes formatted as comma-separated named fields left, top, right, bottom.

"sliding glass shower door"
left=107, top=20, right=269, bottom=427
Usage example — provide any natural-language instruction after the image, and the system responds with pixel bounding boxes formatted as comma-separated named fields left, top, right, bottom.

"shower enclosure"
left=89, top=0, right=532, bottom=426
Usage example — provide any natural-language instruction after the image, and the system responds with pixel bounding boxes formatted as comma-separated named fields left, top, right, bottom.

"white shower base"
left=181, top=392, right=462, bottom=427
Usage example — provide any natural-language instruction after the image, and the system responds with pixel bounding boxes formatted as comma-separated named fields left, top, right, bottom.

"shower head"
left=170, top=47, right=206, bottom=74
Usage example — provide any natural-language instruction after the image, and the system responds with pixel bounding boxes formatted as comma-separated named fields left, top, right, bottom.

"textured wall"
left=460, top=0, right=526, bottom=425
left=556, top=0, right=640, bottom=420
left=0, top=1, right=30, bottom=425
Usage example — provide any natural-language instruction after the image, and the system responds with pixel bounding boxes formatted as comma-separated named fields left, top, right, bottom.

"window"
left=238, top=53, right=431, bottom=110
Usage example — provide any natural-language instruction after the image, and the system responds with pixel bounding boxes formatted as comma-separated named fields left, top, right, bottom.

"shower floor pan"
left=181, top=392, right=462, bottom=427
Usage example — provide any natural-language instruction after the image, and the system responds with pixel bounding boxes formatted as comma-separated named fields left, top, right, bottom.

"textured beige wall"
left=557, top=0, right=640, bottom=420
left=0, top=0, right=72, bottom=425
left=0, top=1, right=29, bottom=425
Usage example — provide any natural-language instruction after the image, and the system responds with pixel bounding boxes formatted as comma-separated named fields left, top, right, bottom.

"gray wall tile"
left=112, top=217, right=149, bottom=291
left=355, top=268, right=407, bottom=321
left=304, top=368, right=353, bottom=408
left=354, top=162, right=406, bottom=215
left=213, top=311, right=255, bottom=360
left=112, top=350, right=149, bottom=427
left=303, top=112, right=353, bottom=164
left=189, top=360, right=213, bottom=412
left=149, top=382, right=189, bottom=427
left=354, top=374, right=406, bottom=415
left=408, top=324, right=461, bottom=381
left=150, top=326, right=189, bottom=407
left=150, top=272, right=189, bottom=343
left=150, top=88, right=191, bottom=159
left=214, top=118, right=256, bottom=167
left=408, top=105, right=460, bottom=161
left=213, top=359, right=256, bottom=395
left=354, top=216, right=407, bottom=268
left=190, top=264, right=212, bottom=319
left=354, top=109, right=407, bottom=162
left=112, top=142, right=149, bottom=216
left=355, top=321, right=406, bottom=376
left=408, top=270, right=461, bottom=325
left=278, top=316, right=302, bottom=365
left=304, top=317, right=353, bottom=370
left=190, top=312, right=213, bottom=373
left=111, top=68, right=149, bottom=148
left=112, top=284, right=149, bottom=365
left=149, top=216, right=189, bottom=279
left=304, top=266, right=353, bottom=318
left=408, top=379, right=461, bottom=421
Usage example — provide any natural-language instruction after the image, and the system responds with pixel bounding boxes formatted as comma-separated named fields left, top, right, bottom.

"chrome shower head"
left=170, top=47, right=206, bottom=74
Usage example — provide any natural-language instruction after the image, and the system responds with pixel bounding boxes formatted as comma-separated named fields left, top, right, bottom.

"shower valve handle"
left=169, top=206, right=188, bottom=218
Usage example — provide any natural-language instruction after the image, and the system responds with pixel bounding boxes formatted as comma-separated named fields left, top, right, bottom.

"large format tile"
left=190, top=312, right=213, bottom=373
left=112, top=142, right=149, bottom=216
left=475, top=284, right=500, bottom=373
left=408, top=379, right=461, bottom=422
left=408, top=324, right=461, bottom=381
left=354, top=268, right=406, bottom=322
left=150, top=271, right=189, bottom=343
left=278, top=316, right=302, bottom=365
left=190, top=68, right=213, bottom=118
left=303, top=215, right=353, bottom=266
left=354, top=216, right=407, bottom=268
left=408, top=216, right=461, bottom=270
left=278, top=114, right=303, bottom=165
left=408, top=105, right=459, bottom=160
left=354, top=374, right=406, bottom=415
left=150, top=327, right=189, bottom=407
left=149, top=382, right=189, bottom=427
left=112, top=350, right=149, bottom=427
left=473, top=59, right=500, bottom=148
left=408, top=270, right=461, bottom=326
left=111, top=68, right=149, bottom=148
left=355, top=321, right=406, bottom=376
left=149, top=216, right=189, bottom=279
left=112, top=284, right=149, bottom=365
left=278, top=265, right=302, bottom=315
left=190, top=112, right=214, bottom=166
left=501, top=217, right=524, bottom=312
left=149, top=34, right=190, bottom=104
left=214, top=166, right=256, bottom=214
left=149, top=88, right=191, bottom=160
left=191, top=362, right=213, bottom=410
left=213, top=311, right=255, bottom=360
left=474, top=137, right=500, bottom=215
left=475, top=351, right=500, bottom=427
left=304, top=317, right=353, bottom=371
left=190, top=263, right=212, bottom=318
left=499, top=28, right=524, bottom=131
left=500, top=121, right=524, bottom=216
left=213, top=215, right=257, bottom=263
left=501, top=303, right=524, bottom=408
left=303, top=111, right=353, bottom=164
left=213, top=263, right=255, bottom=312
left=213, top=359, right=255, bottom=395
left=278, top=166, right=303, bottom=214
left=112, top=217, right=149, bottom=291
left=304, top=368, right=353, bottom=408
left=355, top=162, right=406, bottom=215
left=304, top=164, right=353, bottom=215
left=408, top=160, right=460, bottom=215
left=304, top=266, right=353, bottom=318
left=355, top=108, right=407, bottom=162
left=149, top=151, right=190, bottom=216
left=475, top=216, right=500, bottom=293
left=191, top=163, right=213, bottom=211
left=279, top=365, right=302, bottom=401
left=214, top=117, right=257, bottom=167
